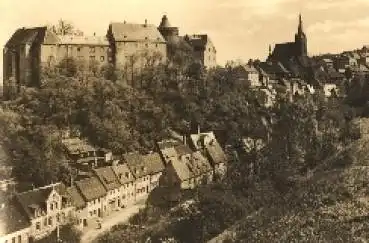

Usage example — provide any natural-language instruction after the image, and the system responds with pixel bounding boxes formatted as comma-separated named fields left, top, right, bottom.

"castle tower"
left=294, top=13, right=307, bottom=57
left=158, top=15, right=179, bottom=41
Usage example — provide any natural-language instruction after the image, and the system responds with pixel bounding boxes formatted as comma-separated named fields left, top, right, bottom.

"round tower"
left=158, top=15, right=179, bottom=41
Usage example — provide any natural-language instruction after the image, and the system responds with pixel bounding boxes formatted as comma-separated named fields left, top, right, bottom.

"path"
left=80, top=202, right=146, bottom=243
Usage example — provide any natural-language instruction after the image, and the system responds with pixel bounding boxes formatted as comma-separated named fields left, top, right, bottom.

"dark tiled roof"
left=159, top=15, right=173, bottom=28
left=142, top=152, right=165, bottom=174
left=0, top=198, right=30, bottom=236
left=258, top=62, right=290, bottom=78
left=186, top=151, right=212, bottom=177
left=93, top=166, right=121, bottom=191
left=16, top=183, right=67, bottom=219
left=271, top=42, right=296, bottom=61
left=108, top=22, right=165, bottom=43
left=75, top=177, right=106, bottom=202
left=66, top=186, right=85, bottom=209
left=111, top=164, right=135, bottom=185
left=5, top=27, right=59, bottom=48
left=123, top=152, right=151, bottom=178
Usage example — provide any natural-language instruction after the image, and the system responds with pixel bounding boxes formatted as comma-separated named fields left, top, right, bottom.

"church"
left=267, top=14, right=315, bottom=82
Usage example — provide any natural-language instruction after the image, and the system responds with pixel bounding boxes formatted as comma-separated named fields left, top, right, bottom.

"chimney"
left=183, top=135, right=186, bottom=145
left=123, top=20, right=126, bottom=24
left=93, top=32, right=96, bottom=36
left=197, top=125, right=200, bottom=135
left=144, top=19, right=148, bottom=27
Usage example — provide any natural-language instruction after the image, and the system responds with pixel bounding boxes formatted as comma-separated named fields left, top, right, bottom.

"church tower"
left=294, top=14, right=307, bottom=57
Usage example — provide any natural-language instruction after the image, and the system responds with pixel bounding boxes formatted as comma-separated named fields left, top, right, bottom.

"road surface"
left=80, top=202, right=146, bottom=243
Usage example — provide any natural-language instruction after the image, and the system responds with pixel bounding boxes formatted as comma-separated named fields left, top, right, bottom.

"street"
left=80, top=202, right=146, bottom=243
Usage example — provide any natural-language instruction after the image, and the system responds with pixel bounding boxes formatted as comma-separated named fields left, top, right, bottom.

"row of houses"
left=3, top=15, right=217, bottom=100
left=0, top=130, right=227, bottom=243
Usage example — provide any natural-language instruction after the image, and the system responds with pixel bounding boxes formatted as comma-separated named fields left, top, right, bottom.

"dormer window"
left=125, top=172, right=129, bottom=178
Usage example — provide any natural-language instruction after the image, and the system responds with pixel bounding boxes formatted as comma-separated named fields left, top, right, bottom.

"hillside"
left=210, top=132, right=369, bottom=242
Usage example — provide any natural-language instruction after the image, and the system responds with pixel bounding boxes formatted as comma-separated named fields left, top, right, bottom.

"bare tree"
left=48, top=19, right=83, bottom=36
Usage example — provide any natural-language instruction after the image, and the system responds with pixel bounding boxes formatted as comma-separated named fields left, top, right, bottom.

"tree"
left=58, top=57, right=78, bottom=77
left=48, top=19, right=82, bottom=36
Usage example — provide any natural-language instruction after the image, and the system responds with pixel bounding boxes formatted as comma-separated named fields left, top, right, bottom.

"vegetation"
left=2, top=36, right=369, bottom=241
left=35, top=224, right=81, bottom=243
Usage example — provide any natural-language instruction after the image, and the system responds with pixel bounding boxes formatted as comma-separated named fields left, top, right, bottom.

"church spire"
left=298, top=13, right=303, bottom=35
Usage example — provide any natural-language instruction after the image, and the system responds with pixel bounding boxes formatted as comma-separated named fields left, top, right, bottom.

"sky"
left=2, top=0, right=369, bottom=83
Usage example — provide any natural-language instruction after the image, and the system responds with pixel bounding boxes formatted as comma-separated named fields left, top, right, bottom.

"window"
left=145, top=43, right=148, bottom=48
left=36, top=222, right=41, bottom=230
left=57, top=213, right=60, bottom=222
left=94, top=210, right=97, bottom=215
left=155, top=44, right=158, bottom=48
left=90, top=47, right=95, bottom=53
left=90, top=56, right=96, bottom=61
left=77, top=47, right=81, bottom=52
left=50, top=203, right=54, bottom=211
left=18, top=235, right=21, bottom=243
left=48, top=217, right=53, bottom=226
left=44, top=217, right=47, bottom=226
left=55, top=202, right=58, bottom=210
left=90, top=211, right=93, bottom=216
left=100, top=56, right=105, bottom=62
left=12, top=237, right=15, bottom=243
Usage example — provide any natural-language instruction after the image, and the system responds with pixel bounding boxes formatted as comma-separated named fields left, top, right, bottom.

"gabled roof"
left=123, top=152, right=151, bottom=178
left=111, top=164, right=135, bottom=185
left=141, top=152, right=165, bottom=175
left=5, top=27, right=59, bottom=48
left=0, top=198, right=30, bottom=236
left=108, top=22, right=165, bottom=43
left=271, top=42, right=296, bottom=61
left=75, top=177, right=106, bottom=202
left=168, top=157, right=191, bottom=182
left=93, top=166, right=121, bottom=191
left=16, top=183, right=67, bottom=219
left=205, top=140, right=228, bottom=166
left=187, top=151, right=212, bottom=176
left=66, top=186, right=85, bottom=209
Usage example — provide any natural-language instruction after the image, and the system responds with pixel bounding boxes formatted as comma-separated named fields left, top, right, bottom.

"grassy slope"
left=228, top=133, right=369, bottom=242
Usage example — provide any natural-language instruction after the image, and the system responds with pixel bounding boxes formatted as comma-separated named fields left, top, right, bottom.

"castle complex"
left=2, top=15, right=217, bottom=100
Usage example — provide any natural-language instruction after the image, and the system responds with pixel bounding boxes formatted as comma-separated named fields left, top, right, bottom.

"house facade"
left=15, top=183, right=74, bottom=241
left=93, top=166, right=121, bottom=215
left=111, top=164, right=135, bottom=208
left=74, top=177, right=107, bottom=226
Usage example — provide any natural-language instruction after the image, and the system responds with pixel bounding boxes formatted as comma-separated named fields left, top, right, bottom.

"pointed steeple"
left=268, top=44, right=272, bottom=56
left=298, top=13, right=303, bottom=35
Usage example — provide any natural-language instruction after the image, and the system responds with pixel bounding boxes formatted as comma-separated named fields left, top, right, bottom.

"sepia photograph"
left=1, top=0, right=369, bottom=242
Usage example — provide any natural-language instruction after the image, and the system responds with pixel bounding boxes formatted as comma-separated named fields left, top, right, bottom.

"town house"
left=111, top=164, right=136, bottom=208
left=93, top=166, right=121, bottom=215
left=74, top=177, right=107, bottom=226
left=123, top=153, right=152, bottom=202
left=234, top=64, right=261, bottom=87
left=15, top=183, right=74, bottom=241
left=141, top=152, right=165, bottom=191
left=66, top=185, right=86, bottom=228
